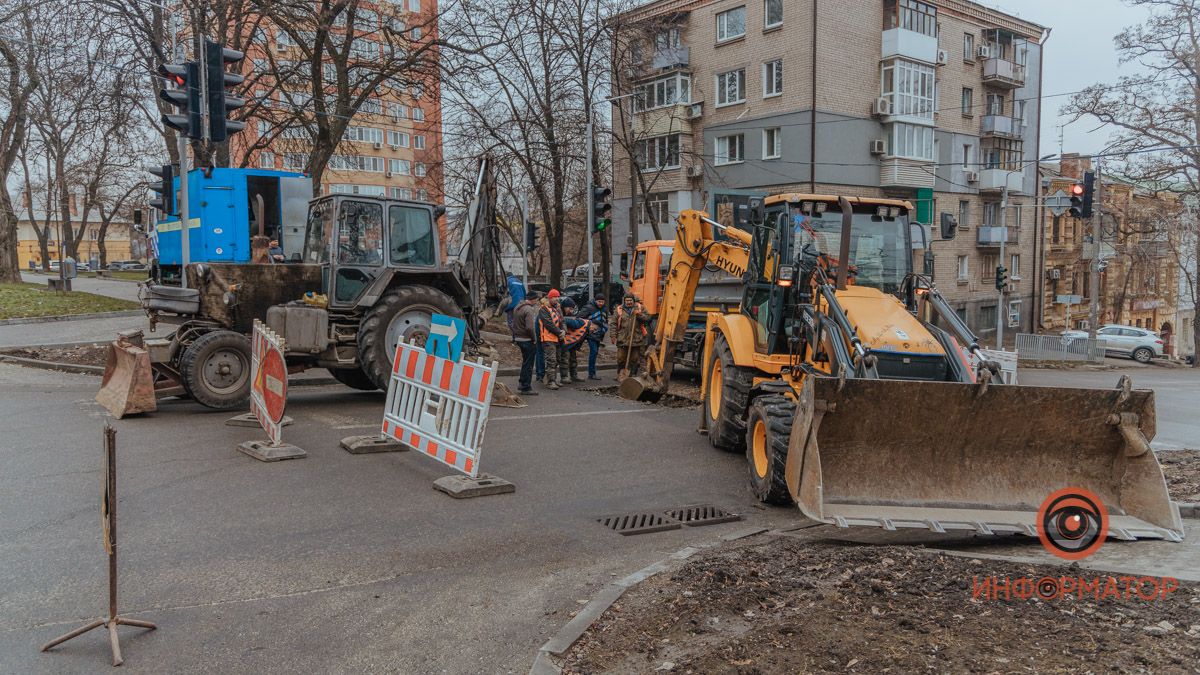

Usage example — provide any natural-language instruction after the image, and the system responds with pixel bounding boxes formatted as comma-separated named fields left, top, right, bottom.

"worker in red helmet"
left=537, top=289, right=565, bottom=389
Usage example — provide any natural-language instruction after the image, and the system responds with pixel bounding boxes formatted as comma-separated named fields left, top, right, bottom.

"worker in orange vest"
left=537, top=289, right=566, bottom=389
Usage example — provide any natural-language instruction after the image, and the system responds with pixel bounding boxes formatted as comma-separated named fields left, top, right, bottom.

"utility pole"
left=585, top=114, right=594, bottom=302
left=1087, top=162, right=1103, bottom=339
left=997, top=183, right=1008, bottom=348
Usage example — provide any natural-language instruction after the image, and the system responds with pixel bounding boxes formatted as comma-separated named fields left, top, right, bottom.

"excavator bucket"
left=784, top=375, right=1184, bottom=541
left=95, top=332, right=157, bottom=419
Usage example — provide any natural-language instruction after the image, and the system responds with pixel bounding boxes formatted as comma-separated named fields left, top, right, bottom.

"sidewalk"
left=20, top=271, right=142, bottom=302
left=0, top=313, right=157, bottom=348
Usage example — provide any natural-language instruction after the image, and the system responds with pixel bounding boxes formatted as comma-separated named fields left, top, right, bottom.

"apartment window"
left=982, top=138, right=1022, bottom=170
left=764, top=0, right=782, bottom=28
left=654, top=27, right=681, bottom=50
left=259, top=151, right=276, bottom=169
left=640, top=193, right=670, bottom=226
left=410, top=27, right=422, bottom=40
left=980, top=305, right=997, bottom=327
left=360, top=98, right=383, bottom=115
left=275, top=30, right=295, bottom=48
left=983, top=202, right=1000, bottom=227
left=415, top=163, right=427, bottom=177
left=1007, top=300, right=1021, bottom=326
left=345, top=126, right=384, bottom=143
left=391, top=187, right=415, bottom=200
left=956, top=255, right=968, bottom=281
left=716, top=6, right=746, bottom=42
left=715, top=134, right=744, bottom=165
left=963, top=33, right=975, bottom=61
left=985, top=93, right=1004, bottom=116
left=961, top=144, right=972, bottom=170
left=885, top=0, right=937, bottom=37
left=635, top=134, right=681, bottom=170
left=881, top=59, right=934, bottom=119
left=1010, top=253, right=1021, bottom=280
left=633, top=73, right=691, bottom=112
left=958, top=200, right=970, bottom=229
left=762, top=127, right=781, bottom=159
left=888, top=122, right=934, bottom=161
left=283, top=153, right=309, bottom=171
left=961, top=87, right=973, bottom=116
left=980, top=254, right=999, bottom=283
left=418, top=189, right=429, bottom=200
left=716, top=68, right=746, bottom=106
left=408, top=0, right=420, bottom=10
left=389, top=159, right=411, bottom=175
left=387, top=102, right=409, bottom=119
left=387, top=130, right=410, bottom=147
left=762, top=59, right=783, bottom=97
left=412, top=106, right=425, bottom=121
left=414, top=135, right=426, bottom=149
left=350, top=37, right=377, bottom=60
left=329, top=154, right=386, bottom=172
left=1014, top=100, right=1028, bottom=127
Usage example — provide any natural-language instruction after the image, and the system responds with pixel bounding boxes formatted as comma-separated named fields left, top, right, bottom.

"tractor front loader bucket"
left=95, top=332, right=157, bottom=419
left=784, top=375, right=1184, bottom=541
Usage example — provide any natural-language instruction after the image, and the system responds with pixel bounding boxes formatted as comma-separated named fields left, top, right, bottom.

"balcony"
left=977, top=226, right=1018, bottom=247
left=879, top=157, right=935, bottom=189
left=981, top=115, right=1024, bottom=139
left=977, top=169, right=1024, bottom=194
left=881, top=27, right=938, bottom=65
left=651, top=46, right=689, bottom=71
left=982, top=58, right=1025, bottom=89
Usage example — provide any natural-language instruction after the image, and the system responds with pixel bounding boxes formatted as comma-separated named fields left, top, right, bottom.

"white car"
left=1063, top=324, right=1165, bottom=363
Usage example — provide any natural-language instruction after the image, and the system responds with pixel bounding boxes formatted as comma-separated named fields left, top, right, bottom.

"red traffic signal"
left=1070, top=183, right=1085, bottom=197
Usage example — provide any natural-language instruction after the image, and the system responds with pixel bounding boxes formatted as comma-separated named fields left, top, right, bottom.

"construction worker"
left=612, top=294, right=649, bottom=381
left=537, top=289, right=565, bottom=389
left=579, top=296, right=608, bottom=380
left=511, top=293, right=541, bottom=395
left=560, top=298, right=590, bottom=383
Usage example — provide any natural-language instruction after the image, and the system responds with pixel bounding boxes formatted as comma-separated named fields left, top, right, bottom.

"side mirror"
left=748, top=197, right=766, bottom=225
left=434, top=204, right=447, bottom=219
left=940, top=212, right=958, bottom=240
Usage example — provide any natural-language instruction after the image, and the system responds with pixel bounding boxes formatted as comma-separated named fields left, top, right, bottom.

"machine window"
left=337, top=201, right=384, bottom=266
left=389, top=205, right=437, bottom=266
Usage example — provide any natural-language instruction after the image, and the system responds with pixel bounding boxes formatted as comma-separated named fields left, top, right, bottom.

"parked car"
left=108, top=260, right=147, bottom=271
left=1062, top=324, right=1165, bottom=363
left=47, top=260, right=60, bottom=272
left=563, top=280, right=625, bottom=308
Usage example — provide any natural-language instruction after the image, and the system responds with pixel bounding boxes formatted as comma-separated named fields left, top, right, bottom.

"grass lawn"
left=0, top=283, right=139, bottom=320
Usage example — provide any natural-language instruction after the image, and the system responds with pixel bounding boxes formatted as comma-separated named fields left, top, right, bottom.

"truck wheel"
left=179, top=330, right=251, bottom=410
left=704, top=334, right=753, bottom=452
left=358, top=285, right=462, bottom=390
left=328, top=367, right=379, bottom=391
left=746, top=395, right=795, bottom=505
left=1132, top=347, right=1154, bottom=363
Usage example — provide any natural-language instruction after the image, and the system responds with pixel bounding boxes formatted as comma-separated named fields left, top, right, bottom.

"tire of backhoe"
left=179, top=330, right=252, bottom=410
left=704, top=334, right=754, bottom=452
left=327, top=366, right=380, bottom=391
left=745, top=394, right=795, bottom=505
left=357, top=285, right=462, bottom=391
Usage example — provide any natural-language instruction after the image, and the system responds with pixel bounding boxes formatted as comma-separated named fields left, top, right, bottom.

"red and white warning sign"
left=381, top=340, right=498, bottom=477
left=250, top=319, right=288, bottom=445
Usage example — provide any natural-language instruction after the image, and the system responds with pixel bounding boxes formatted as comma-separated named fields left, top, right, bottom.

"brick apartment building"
left=1040, top=155, right=1186, bottom=355
left=611, top=0, right=1048, bottom=338
left=233, top=0, right=443, bottom=204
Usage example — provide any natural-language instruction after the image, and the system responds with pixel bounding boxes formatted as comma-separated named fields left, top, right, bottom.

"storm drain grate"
left=666, top=504, right=742, bottom=528
left=597, top=512, right=682, bottom=536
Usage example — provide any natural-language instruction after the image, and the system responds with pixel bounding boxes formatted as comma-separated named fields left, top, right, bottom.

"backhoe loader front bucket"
left=784, top=375, right=1184, bottom=541
left=95, top=333, right=157, bottom=419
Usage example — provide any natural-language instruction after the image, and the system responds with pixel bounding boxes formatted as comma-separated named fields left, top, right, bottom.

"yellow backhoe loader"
left=621, top=194, right=1183, bottom=541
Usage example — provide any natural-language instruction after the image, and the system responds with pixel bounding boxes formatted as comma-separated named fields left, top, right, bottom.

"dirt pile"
left=1159, top=450, right=1200, bottom=503
left=3, top=345, right=108, bottom=367
left=564, top=537, right=1200, bottom=674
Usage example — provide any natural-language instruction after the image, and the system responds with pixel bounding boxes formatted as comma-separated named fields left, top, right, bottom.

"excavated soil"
left=1159, top=450, right=1200, bottom=503
left=563, top=537, right=1200, bottom=674
left=2, top=345, right=108, bottom=367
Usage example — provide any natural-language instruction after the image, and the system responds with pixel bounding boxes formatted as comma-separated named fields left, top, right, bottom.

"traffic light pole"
left=520, top=192, right=529, bottom=290
left=585, top=117, right=594, bottom=302
left=997, top=183, right=1007, bottom=348
left=178, top=133, right=190, bottom=288
left=1087, top=162, right=1103, bottom=339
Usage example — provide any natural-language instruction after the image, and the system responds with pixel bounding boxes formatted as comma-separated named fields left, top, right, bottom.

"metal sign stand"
left=41, top=425, right=156, bottom=666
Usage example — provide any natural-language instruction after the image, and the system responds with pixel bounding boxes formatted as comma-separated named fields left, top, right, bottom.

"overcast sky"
left=982, top=0, right=1152, bottom=158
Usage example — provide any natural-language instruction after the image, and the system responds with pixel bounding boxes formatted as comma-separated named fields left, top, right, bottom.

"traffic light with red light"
left=1069, top=171, right=1095, bottom=219
left=159, top=62, right=201, bottom=140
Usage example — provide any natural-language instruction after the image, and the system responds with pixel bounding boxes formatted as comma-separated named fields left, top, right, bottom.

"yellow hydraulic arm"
left=619, top=209, right=752, bottom=402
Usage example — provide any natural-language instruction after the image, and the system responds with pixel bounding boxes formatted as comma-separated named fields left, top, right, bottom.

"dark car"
left=564, top=281, right=624, bottom=308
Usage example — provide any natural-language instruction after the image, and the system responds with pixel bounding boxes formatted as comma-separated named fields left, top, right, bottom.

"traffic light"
left=204, top=39, right=246, bottom=142
left=592, top=186, right=612, bottom=233
left=995, top=265, right=1008, bottom=291
left=148, top=164, right=176, bottom=216
left=1068, top=171, right=1095, bottom=219
left=159, top=61, right=201, bottom=139
left=524, top=220, right=538, bottom=253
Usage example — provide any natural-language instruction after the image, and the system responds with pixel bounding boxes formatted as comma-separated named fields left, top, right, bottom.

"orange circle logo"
left=1037, top=488, right=1108, bottom=560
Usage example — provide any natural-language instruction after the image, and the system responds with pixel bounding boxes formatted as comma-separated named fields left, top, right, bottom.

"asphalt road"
left=0, top=364, right=800, bottom=674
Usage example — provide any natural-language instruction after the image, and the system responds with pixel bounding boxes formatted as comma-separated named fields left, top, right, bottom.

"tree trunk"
left=0, top=193, right=20, bottom=282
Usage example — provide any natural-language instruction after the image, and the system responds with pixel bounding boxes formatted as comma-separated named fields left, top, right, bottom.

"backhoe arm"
left=619, top=209, right=751, bottom=402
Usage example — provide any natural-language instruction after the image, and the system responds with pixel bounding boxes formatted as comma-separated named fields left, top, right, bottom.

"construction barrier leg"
left=432, top=474, right=515, bottom=499
left=237, top=440, right=307, bottom=462
left=340, top=435, right=408, bottom=454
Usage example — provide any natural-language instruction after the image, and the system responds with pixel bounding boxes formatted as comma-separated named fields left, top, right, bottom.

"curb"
left=0, top=309, right=143, bottom=326
left=1180, top=503, right=1200, bottom=520
left=529, top=525, right=769, bottom=674
left=0, top=353, right=105, bottom=376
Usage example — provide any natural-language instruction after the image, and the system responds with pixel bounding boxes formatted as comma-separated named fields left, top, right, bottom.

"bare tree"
left=1063, top=0, right=1200, bottom=363
left=0, top=1, right=40, bottom=282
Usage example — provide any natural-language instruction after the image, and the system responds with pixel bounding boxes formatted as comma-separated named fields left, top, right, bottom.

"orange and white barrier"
left=381, top=340, right=498, bottom=477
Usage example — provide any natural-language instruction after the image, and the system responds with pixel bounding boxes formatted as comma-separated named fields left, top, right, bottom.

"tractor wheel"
left=328, top=366, right=379, bottom=391
left=704, top=333, right=754, bottom=452
left=179, top=330, right=252, bottom=410
left=358, top=285, right=462, bottom=390
left=745, top=395, right=795, bottom=505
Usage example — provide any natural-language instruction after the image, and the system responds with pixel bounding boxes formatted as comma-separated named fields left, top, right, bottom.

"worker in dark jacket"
left=559, top=298, right=590, bottom=383
left=511, top=293, right=541, bottom=395
left=504, top=273, right=526, bottom=332
left=612, top=294, right=650, bottom=381
left=579, top=296, right=607, bottom=380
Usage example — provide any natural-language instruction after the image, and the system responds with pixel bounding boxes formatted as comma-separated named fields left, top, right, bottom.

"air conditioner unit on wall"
left=390, top=144, right=399, bottom=151
left=871, top=97, right=892, bottom=117
left=869, top=139, right=887, bottom=155
left=937, top=50, right=948, bottom=65
left=977, top=45, right=990, bottom=59
left=373, top=142, right=382, bottom=149
left=687, top=103, right=703, bottom=119
left=687, top=165, right=703, bottom=178
left=386, top=171, right=394, bottom=178
left=964, top=170, right=979, bottom=183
